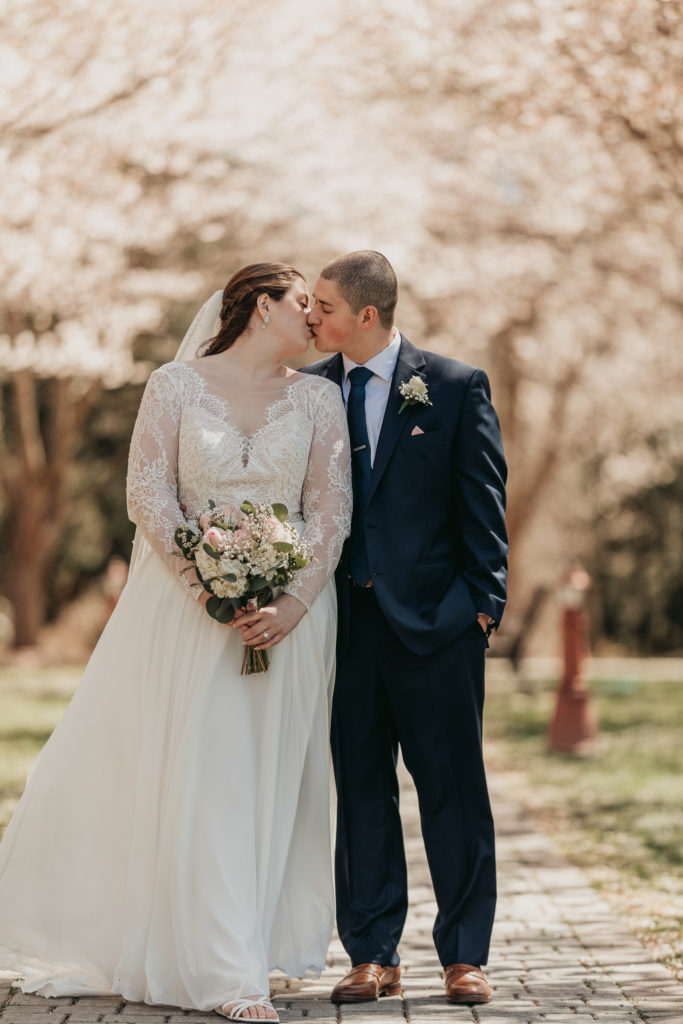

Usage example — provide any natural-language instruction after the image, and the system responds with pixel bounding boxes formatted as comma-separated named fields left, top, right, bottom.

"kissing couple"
left=0, top=251, right=508, bottom=1018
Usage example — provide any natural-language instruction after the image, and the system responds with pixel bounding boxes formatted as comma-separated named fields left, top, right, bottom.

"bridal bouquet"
left=174, top=499, right=311, bottom=674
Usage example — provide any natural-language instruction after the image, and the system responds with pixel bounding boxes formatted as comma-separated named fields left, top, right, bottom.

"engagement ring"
left=262, top=630, right=271, bottom=641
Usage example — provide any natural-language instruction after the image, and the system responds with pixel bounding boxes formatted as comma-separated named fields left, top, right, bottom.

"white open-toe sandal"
left=216, top=995, right=279, bottom=1022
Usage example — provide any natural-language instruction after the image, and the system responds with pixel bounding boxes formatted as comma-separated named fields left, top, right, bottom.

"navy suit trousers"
left=331, top=586, right=496, bottom=968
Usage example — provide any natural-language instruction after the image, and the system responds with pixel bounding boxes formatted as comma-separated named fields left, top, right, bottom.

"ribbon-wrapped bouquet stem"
left=175, top=500, right=311, bottom=674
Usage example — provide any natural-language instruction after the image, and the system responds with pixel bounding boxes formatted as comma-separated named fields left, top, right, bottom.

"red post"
left=548, top=567, right=598, bottom=754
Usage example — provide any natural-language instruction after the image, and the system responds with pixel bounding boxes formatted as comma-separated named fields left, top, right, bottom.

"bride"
left=0, top=264, right=352, bottom=1022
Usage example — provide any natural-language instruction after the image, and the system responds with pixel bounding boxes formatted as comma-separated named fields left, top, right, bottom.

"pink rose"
left=199, top=512, right=212, bottom=530
left=204, top=527, right=228, bottom=550
left=262, top=518, right=287, bottom=544
left=220, top=503, right=242, bottom=528
left=233, top=528, right=252, bottom=544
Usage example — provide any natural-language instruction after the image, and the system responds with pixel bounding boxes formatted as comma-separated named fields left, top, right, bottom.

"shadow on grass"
left=0, top=728, right=55, bottom=744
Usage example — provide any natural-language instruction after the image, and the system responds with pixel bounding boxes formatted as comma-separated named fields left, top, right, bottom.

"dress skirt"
left=0, top=552, right=337, bottom=1010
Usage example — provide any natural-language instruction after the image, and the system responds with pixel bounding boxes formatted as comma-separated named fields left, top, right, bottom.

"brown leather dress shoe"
left=331, top=963, right=402, bottom=1003
left=444, top=964, right=491, bottom=1004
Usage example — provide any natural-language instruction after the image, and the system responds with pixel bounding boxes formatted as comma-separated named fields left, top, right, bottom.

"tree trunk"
left=6, top=483, right=52, bottom=647
left=0, top=370, right=100, bottom=648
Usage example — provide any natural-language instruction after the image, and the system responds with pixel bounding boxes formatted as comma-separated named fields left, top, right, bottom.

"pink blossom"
left=262, top=518, right=287, bottom=543
left=220, top=503, right=242, bottom=528
left=204, top=527, right=228, bottom=550
left=199, top=512, right=212, bottom=530
left=233, top=528, right=252, bottom=544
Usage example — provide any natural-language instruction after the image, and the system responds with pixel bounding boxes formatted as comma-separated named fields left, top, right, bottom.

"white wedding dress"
left=0, top=362, right=352, bottom=1011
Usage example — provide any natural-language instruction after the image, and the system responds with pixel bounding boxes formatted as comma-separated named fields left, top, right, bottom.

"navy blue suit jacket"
left=303, top=335, right=508, bottom=657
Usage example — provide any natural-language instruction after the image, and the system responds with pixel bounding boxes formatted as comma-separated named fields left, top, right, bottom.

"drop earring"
left=262, top=314, right=271, bottom=329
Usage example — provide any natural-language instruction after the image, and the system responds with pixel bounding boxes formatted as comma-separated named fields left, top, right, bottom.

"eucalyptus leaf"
left=271, top=502, right=288, bottom=522
left=241, top=500, right=256, bottom=515
left=202, top=543, right=222, bottom=560
left=206, top=596, right=235, bottom=624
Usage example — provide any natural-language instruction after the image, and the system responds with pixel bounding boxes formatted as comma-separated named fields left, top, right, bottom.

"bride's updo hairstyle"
left=202, top=263, right=304, bottom=356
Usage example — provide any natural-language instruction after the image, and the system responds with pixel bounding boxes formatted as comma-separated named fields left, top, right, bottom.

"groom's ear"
left=359, top=305, right=379, bottom=330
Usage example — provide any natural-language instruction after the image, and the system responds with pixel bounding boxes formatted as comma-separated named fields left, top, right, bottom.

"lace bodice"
left=126, top=362, right=352, bottom=609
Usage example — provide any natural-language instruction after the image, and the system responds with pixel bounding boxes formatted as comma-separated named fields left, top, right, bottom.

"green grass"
left=485, top=677, right=683, bottom=879
left=484, top=672, right=683, bottom=979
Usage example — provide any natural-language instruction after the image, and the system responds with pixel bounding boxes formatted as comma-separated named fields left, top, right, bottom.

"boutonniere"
left=398, top=374, right=432, bottom=414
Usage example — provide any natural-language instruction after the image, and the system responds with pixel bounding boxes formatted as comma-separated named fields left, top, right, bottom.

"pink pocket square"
left=411, top=425, right=424, bottom=436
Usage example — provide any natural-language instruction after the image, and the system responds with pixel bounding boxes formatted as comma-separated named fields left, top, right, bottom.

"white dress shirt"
left=342, top=328, right=401, bottom=466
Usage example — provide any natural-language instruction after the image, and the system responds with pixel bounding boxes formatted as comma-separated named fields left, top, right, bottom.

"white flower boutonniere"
left=398, top=374, right=432, bottom=414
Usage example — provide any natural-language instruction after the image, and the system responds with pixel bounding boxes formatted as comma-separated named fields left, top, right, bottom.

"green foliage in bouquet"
left=173, top=499, right=312, bottom=673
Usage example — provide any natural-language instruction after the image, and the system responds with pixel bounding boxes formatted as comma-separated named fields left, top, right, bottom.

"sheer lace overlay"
left=126, top=362, right=352, bottom=609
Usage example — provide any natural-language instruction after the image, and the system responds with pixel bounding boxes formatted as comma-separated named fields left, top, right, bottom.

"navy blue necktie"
left=346, top=366, right=373, bottom=585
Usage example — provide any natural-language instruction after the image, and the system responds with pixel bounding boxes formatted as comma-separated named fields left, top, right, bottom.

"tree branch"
left=8, top=73, right=160, bottom=144
left=506, top=362, right=582, bottom=544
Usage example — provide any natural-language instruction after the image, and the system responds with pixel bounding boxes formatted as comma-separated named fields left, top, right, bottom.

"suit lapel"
left=318, top=353, right=343, bottom=387
left=369, top=336, right=426, bottom=500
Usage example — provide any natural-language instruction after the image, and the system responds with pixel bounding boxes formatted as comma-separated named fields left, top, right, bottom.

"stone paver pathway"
left=2, top=763, right=682, bottom=1024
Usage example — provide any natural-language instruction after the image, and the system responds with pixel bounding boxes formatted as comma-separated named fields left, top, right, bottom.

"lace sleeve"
left=126, top=367, right=198, bottom=597
left=284, top=381, right=352, bottom=609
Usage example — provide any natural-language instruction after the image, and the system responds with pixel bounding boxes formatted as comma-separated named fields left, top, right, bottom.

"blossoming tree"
left=1, top=0, right=682, bottom=652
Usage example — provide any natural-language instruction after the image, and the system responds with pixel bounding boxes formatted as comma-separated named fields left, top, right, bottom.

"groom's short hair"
left=321, top=251, right=398, bottom=330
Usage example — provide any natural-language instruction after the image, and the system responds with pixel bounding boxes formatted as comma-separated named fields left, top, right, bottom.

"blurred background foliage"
left=588, top=444, right=683, bottom=653
left=0, top=0, right=682, bottom=657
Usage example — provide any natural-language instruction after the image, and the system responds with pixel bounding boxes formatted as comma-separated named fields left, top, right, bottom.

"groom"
left=303, top=251, right=508, bottom=1006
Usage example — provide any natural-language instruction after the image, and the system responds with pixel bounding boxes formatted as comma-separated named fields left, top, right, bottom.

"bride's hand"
left=233, top=594, right=307, bottom=650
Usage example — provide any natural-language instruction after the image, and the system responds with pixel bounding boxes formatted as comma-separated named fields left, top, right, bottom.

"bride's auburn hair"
left=202, top=263, right=304, bottom=356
